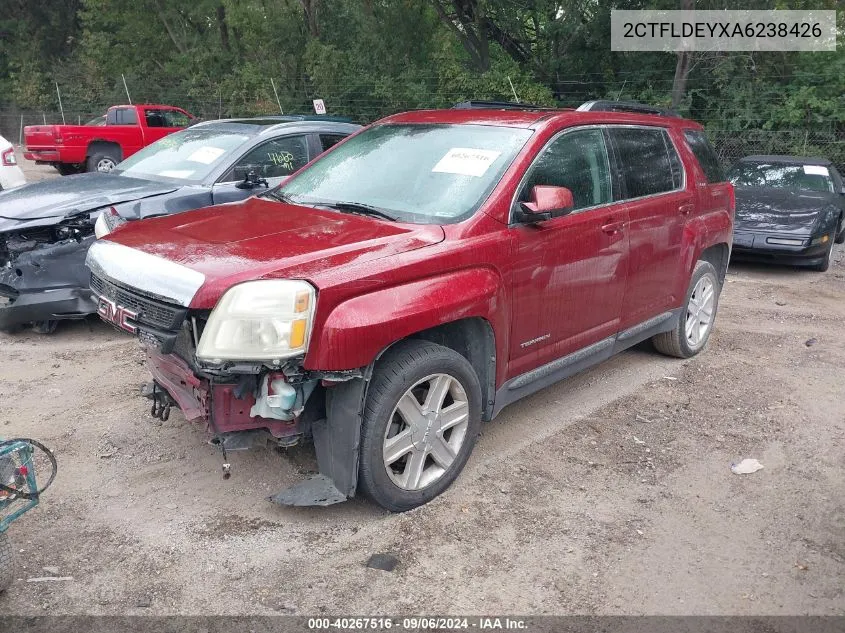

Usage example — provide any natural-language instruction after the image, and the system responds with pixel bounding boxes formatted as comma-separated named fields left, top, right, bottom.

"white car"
left=0, top=135, right=26, bottom=191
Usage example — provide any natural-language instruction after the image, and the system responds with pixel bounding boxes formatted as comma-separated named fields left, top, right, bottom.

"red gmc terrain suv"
left=86, top=101, right=735, bottom=511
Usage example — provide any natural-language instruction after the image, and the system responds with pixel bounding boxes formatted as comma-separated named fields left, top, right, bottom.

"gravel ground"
left=1, top=156, right=843, bottom=615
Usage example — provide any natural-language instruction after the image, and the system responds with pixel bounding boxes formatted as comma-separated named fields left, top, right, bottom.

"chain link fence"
left=710, top=129, right=845, bottom=173
left=3, top=107, right=843, bottom=176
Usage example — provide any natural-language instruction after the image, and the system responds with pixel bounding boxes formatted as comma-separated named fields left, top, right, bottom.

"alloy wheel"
left=685, top=274, right=715, bottom=348
left=382, top=373, right=470, bottom=491
left=97, top=157, right=116, bottom=172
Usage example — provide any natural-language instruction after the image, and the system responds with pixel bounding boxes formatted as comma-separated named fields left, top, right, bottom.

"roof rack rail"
left=577, top=100, right=680, bottom=118
left=453, top=100, right=547, bottom=111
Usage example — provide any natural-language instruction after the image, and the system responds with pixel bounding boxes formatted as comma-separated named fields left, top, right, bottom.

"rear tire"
left=358, top=340, right=482, bottom=512
left=86, top=147, right=120, bottom=173
left=0, top=531, right=14, bottom=593
left=652, top=260, right=720, bottom=359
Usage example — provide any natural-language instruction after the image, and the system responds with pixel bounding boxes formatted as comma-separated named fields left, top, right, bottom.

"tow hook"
left=150, top=382, right=175, bottom=421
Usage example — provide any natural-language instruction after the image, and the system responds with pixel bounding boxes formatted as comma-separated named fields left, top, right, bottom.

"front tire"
left=812, top=232, right=835, bottom=272
left=358, top=340, right=482, bottom=512
left=652, top=260, right=721, bottom=359
left=32, top=320, right=59, bottom=335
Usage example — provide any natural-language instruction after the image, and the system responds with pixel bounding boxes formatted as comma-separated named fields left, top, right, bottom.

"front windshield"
left=115, top=128, right=250, bottom=183
left=728, top=162, right=834, bottom=193
left=278, top=123, right=533, bottom=223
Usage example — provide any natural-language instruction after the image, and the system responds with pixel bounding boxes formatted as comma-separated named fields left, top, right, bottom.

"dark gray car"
left=729, top=155, right=845, bottom=272
left=0, top=116, right=360, bottom=332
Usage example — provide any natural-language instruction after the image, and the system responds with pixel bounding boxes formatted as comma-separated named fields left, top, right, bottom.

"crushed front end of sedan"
left=0, top=212, right=97, bottom=332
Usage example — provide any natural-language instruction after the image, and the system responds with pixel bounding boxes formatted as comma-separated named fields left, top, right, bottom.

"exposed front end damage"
left=88, top=263, right=368, bottom=506
left=0, top=217, right=97, bottom=330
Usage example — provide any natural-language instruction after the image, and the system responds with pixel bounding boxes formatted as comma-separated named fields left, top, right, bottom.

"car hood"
left=0, top=172, right=179, bottom=232
left=96, top=198, right=446, bottom=309
left=734, top=186, right=835, bottom=234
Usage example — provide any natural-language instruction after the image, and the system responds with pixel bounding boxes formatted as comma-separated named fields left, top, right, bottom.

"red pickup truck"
left=24, top=104, right=194, bottom=175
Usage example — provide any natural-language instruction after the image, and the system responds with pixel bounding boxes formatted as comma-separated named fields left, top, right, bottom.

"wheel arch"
left=86, top=140, right=122, bottom=160
left=379, top=317, right=497, bottom=421
left=698, top=242, right=730, bottom=285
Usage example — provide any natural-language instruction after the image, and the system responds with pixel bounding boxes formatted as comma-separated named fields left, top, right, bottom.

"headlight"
left=94, top=212, right=110, bottom=238
left=196, top=280, right=316, bottom=362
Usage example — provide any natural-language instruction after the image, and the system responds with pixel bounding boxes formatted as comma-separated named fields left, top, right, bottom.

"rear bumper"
left=23, top=150, right=61, bottom=163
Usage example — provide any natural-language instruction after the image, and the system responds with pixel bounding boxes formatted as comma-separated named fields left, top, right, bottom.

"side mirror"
left=236, top=170, right=269, bottom=190
left=515, top=185, right=575, bottom=224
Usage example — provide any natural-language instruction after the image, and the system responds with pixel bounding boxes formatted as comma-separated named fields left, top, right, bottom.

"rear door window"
left=145, top=109, right=191, bottom=128
left=683, top=130, right=725, bottom=183
left=609, top=127, right=683, bottom=199
left=222, top=135, right=309, bottom=182
left=517, top=128, right=612, bottom=211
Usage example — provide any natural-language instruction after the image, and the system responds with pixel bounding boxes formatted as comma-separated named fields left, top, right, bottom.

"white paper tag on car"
left=803, top=165, right=829, bottom=176
left=432, top=148, right=501, bottom=177
left=159, top=169, right=195, bottom=179
left=188, top=146, right=226, bottom=164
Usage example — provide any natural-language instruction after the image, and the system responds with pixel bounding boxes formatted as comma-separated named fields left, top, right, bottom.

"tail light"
left=728, top=183, right=736, bottom=215
left=1, top=147, right=16, bottom=166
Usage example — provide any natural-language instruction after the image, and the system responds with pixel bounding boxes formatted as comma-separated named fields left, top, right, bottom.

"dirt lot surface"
left=1, top=157, right=843, bottom=615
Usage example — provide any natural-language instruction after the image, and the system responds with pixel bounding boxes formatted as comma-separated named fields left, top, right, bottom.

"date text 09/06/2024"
left=307, top=617, right=528, bottom=630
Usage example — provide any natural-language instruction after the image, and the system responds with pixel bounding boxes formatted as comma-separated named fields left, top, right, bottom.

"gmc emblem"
left=96, top=296, right=139, bottom=334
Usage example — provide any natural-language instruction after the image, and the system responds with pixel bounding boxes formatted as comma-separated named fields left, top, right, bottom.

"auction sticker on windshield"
left=432, top=148, right=502, bottom=177
left=803, top=165, right=829, bottom=176
left=188, top=146, right=227, bottom=164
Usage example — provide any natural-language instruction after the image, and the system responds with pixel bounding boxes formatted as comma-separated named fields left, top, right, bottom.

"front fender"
left=304, top=267, right=508, bottom=371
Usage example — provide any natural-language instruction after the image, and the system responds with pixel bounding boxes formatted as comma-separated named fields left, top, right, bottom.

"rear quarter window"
left=683, top=130, right=725, bottom=183
left=609, top=127, right=683, bottom=199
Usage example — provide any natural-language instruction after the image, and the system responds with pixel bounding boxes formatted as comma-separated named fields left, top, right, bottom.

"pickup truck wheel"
left=0, top=531, right=14, bottom=593
left=87, top=150, right=120, bottom=173
left=652, top=260, right=720, bottom=359
left=358, top=340, right=482, bottom=512
left=835, top=216, right=845, bottom=244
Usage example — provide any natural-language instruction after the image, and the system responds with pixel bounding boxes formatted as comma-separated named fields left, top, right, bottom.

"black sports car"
left=729, top=155, right=845, bottom=272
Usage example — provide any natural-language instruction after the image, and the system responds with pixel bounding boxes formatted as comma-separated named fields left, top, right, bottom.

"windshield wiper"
left=322, top=201, right=397, bottom=222
left=259, top=189, right=294, bottom=203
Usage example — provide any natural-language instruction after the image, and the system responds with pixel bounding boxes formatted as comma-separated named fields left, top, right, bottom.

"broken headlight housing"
left=94, top=208, right=124, bottom=239
left=196, top=280, right=316, bottom=363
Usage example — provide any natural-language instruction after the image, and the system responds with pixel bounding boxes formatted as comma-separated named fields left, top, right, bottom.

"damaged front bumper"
left=90, top=269, right=370, bottom=507
left=0, top=234, right=97, bottom=329
left=146, top=343, right=368, bottom=507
